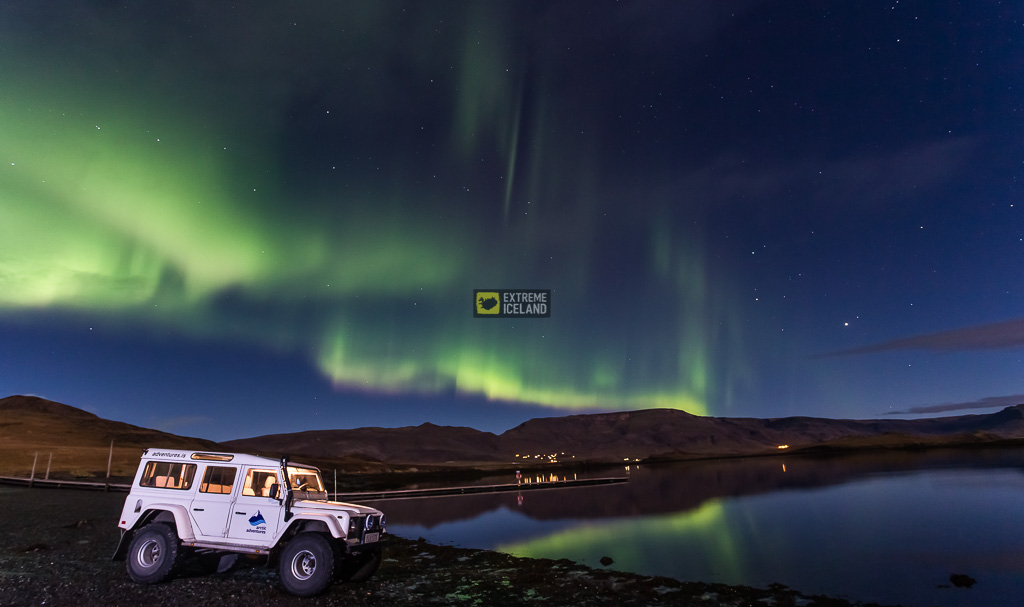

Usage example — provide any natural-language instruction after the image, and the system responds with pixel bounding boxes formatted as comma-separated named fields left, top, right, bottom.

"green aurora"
left=3, top=1, right=1023, bottom=436
left=0, top=4, right=755, bottom=418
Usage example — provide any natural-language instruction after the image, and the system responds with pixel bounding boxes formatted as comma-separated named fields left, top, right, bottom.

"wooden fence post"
left=106, top=440, right=113, bottom=491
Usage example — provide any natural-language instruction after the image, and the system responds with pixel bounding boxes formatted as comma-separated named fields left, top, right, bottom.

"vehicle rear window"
left=139, top=461, right=196, bottom=490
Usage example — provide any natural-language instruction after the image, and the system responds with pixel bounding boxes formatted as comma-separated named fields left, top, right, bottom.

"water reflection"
left=499, top=500, right=748, bottom=582
left=378, top=448, right=1024, bottom=526
left=371, top=449, right=1024, bottom=607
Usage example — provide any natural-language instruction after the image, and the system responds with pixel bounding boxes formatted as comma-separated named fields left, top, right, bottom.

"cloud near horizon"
left=885, top=394, right=1024, bottom=416
left=152, top=415, right=215, bottom=435
left=825, top=318, right=1024, bottom=357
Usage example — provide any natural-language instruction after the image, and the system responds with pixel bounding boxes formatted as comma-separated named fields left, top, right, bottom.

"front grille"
left=347, top=514, right=384, bottom=540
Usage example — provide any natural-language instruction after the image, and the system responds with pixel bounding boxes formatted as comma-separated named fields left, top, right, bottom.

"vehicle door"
left=226, top=467, right=282, bottom=542
left=189, top=464, right=239, bottom=538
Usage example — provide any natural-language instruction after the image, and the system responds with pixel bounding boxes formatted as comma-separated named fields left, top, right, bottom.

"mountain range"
left=3, top=394, right=1024, bottom=479
left=224, top=403, right=1024, bottom=466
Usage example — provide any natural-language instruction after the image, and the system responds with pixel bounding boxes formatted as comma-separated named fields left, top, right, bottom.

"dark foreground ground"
left=0, top=487, right=889, bottom=607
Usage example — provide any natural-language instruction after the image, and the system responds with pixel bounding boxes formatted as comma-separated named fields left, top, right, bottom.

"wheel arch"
left=112, top=505, right=195, bottom=561
left=284, top=515, right=344, bottom=537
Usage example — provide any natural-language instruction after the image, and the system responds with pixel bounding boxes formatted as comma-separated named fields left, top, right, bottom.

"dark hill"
left=0, top=395, right=219, bottom=479
left=228, top=404, right=1024, bottom=468
left=223, top=423, right=503, bottom=467
left=0, top=394, right=100, bottom=419
left=5, top=395, right=1024, bottom=476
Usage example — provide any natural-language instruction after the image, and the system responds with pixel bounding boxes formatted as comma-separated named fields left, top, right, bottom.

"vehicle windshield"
left=286, top=466, right=326, bottom=496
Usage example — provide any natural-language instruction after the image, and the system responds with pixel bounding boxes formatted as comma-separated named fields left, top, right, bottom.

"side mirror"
left=269, top=483, right=280, bottom=499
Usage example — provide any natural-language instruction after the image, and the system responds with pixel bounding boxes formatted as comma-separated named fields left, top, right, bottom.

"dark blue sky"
left=1, top=1, right=1022, bottom=441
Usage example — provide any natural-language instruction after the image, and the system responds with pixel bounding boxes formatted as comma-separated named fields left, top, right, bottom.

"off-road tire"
left=340, top=546, right=382, bottom=582
left=125, top=523, right=181, bottom=584
left=279, top=533, right=335, bottom=597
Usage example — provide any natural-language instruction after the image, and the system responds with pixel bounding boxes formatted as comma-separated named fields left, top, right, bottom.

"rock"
left=16, top=543, right=49, bottom=553
left=949, top=573, right=976, bottom=588
left=600, top=556, right=614, bottom=567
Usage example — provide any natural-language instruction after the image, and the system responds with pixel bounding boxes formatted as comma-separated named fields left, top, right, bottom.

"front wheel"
left=279, top=534, right=335, bottom=597
left=125, top=523, right=180, bottom=584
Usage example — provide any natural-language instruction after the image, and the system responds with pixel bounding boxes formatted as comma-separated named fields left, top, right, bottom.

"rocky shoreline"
left=0, top=487, right=889, bottom=607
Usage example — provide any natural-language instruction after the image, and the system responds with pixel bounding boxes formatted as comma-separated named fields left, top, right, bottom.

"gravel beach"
left=0, top=487, right=885, bottom=607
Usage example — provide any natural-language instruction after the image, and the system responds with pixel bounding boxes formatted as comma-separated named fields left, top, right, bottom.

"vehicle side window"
left=199, top=466, right=237, bottom=494
left=139, top=461, right=196, bottom=490
left=242, top=469, right=279, bottom=497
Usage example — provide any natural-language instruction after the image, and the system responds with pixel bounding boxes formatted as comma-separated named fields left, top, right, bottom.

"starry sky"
left=1, top=1, right=1022, bottom=441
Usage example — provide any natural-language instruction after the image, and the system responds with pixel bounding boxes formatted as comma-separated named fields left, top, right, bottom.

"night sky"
left=2, top=2, right=1022, bottom=441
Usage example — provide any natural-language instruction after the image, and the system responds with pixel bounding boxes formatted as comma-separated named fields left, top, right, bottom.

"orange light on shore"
left=777, top=445, right=789, bottom=450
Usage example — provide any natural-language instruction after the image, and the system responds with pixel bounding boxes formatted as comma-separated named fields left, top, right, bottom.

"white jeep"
left=113, top=448, right=385, bottom=597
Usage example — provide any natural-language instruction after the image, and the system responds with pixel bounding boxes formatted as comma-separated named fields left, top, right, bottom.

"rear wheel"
left=125, top=523, right=180, bottom=584
left=279, top=534, right=335, bottom=597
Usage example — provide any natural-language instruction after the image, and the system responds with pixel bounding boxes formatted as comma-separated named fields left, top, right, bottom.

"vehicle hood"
left=293, top=498, right=382, bottom=516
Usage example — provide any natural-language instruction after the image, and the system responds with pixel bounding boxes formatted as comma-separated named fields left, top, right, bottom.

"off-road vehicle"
left=113, top=448, right=385, bottom=597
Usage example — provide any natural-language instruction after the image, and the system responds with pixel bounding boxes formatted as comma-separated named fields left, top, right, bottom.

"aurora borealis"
left=1, top=2, right=1022, bottom=439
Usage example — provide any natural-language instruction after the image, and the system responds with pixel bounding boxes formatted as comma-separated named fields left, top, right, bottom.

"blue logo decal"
left=248, top=510, right=266, bottom=526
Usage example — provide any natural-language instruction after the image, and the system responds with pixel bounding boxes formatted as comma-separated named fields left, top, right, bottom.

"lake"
left=366, top=448, right=1024, bottom=607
